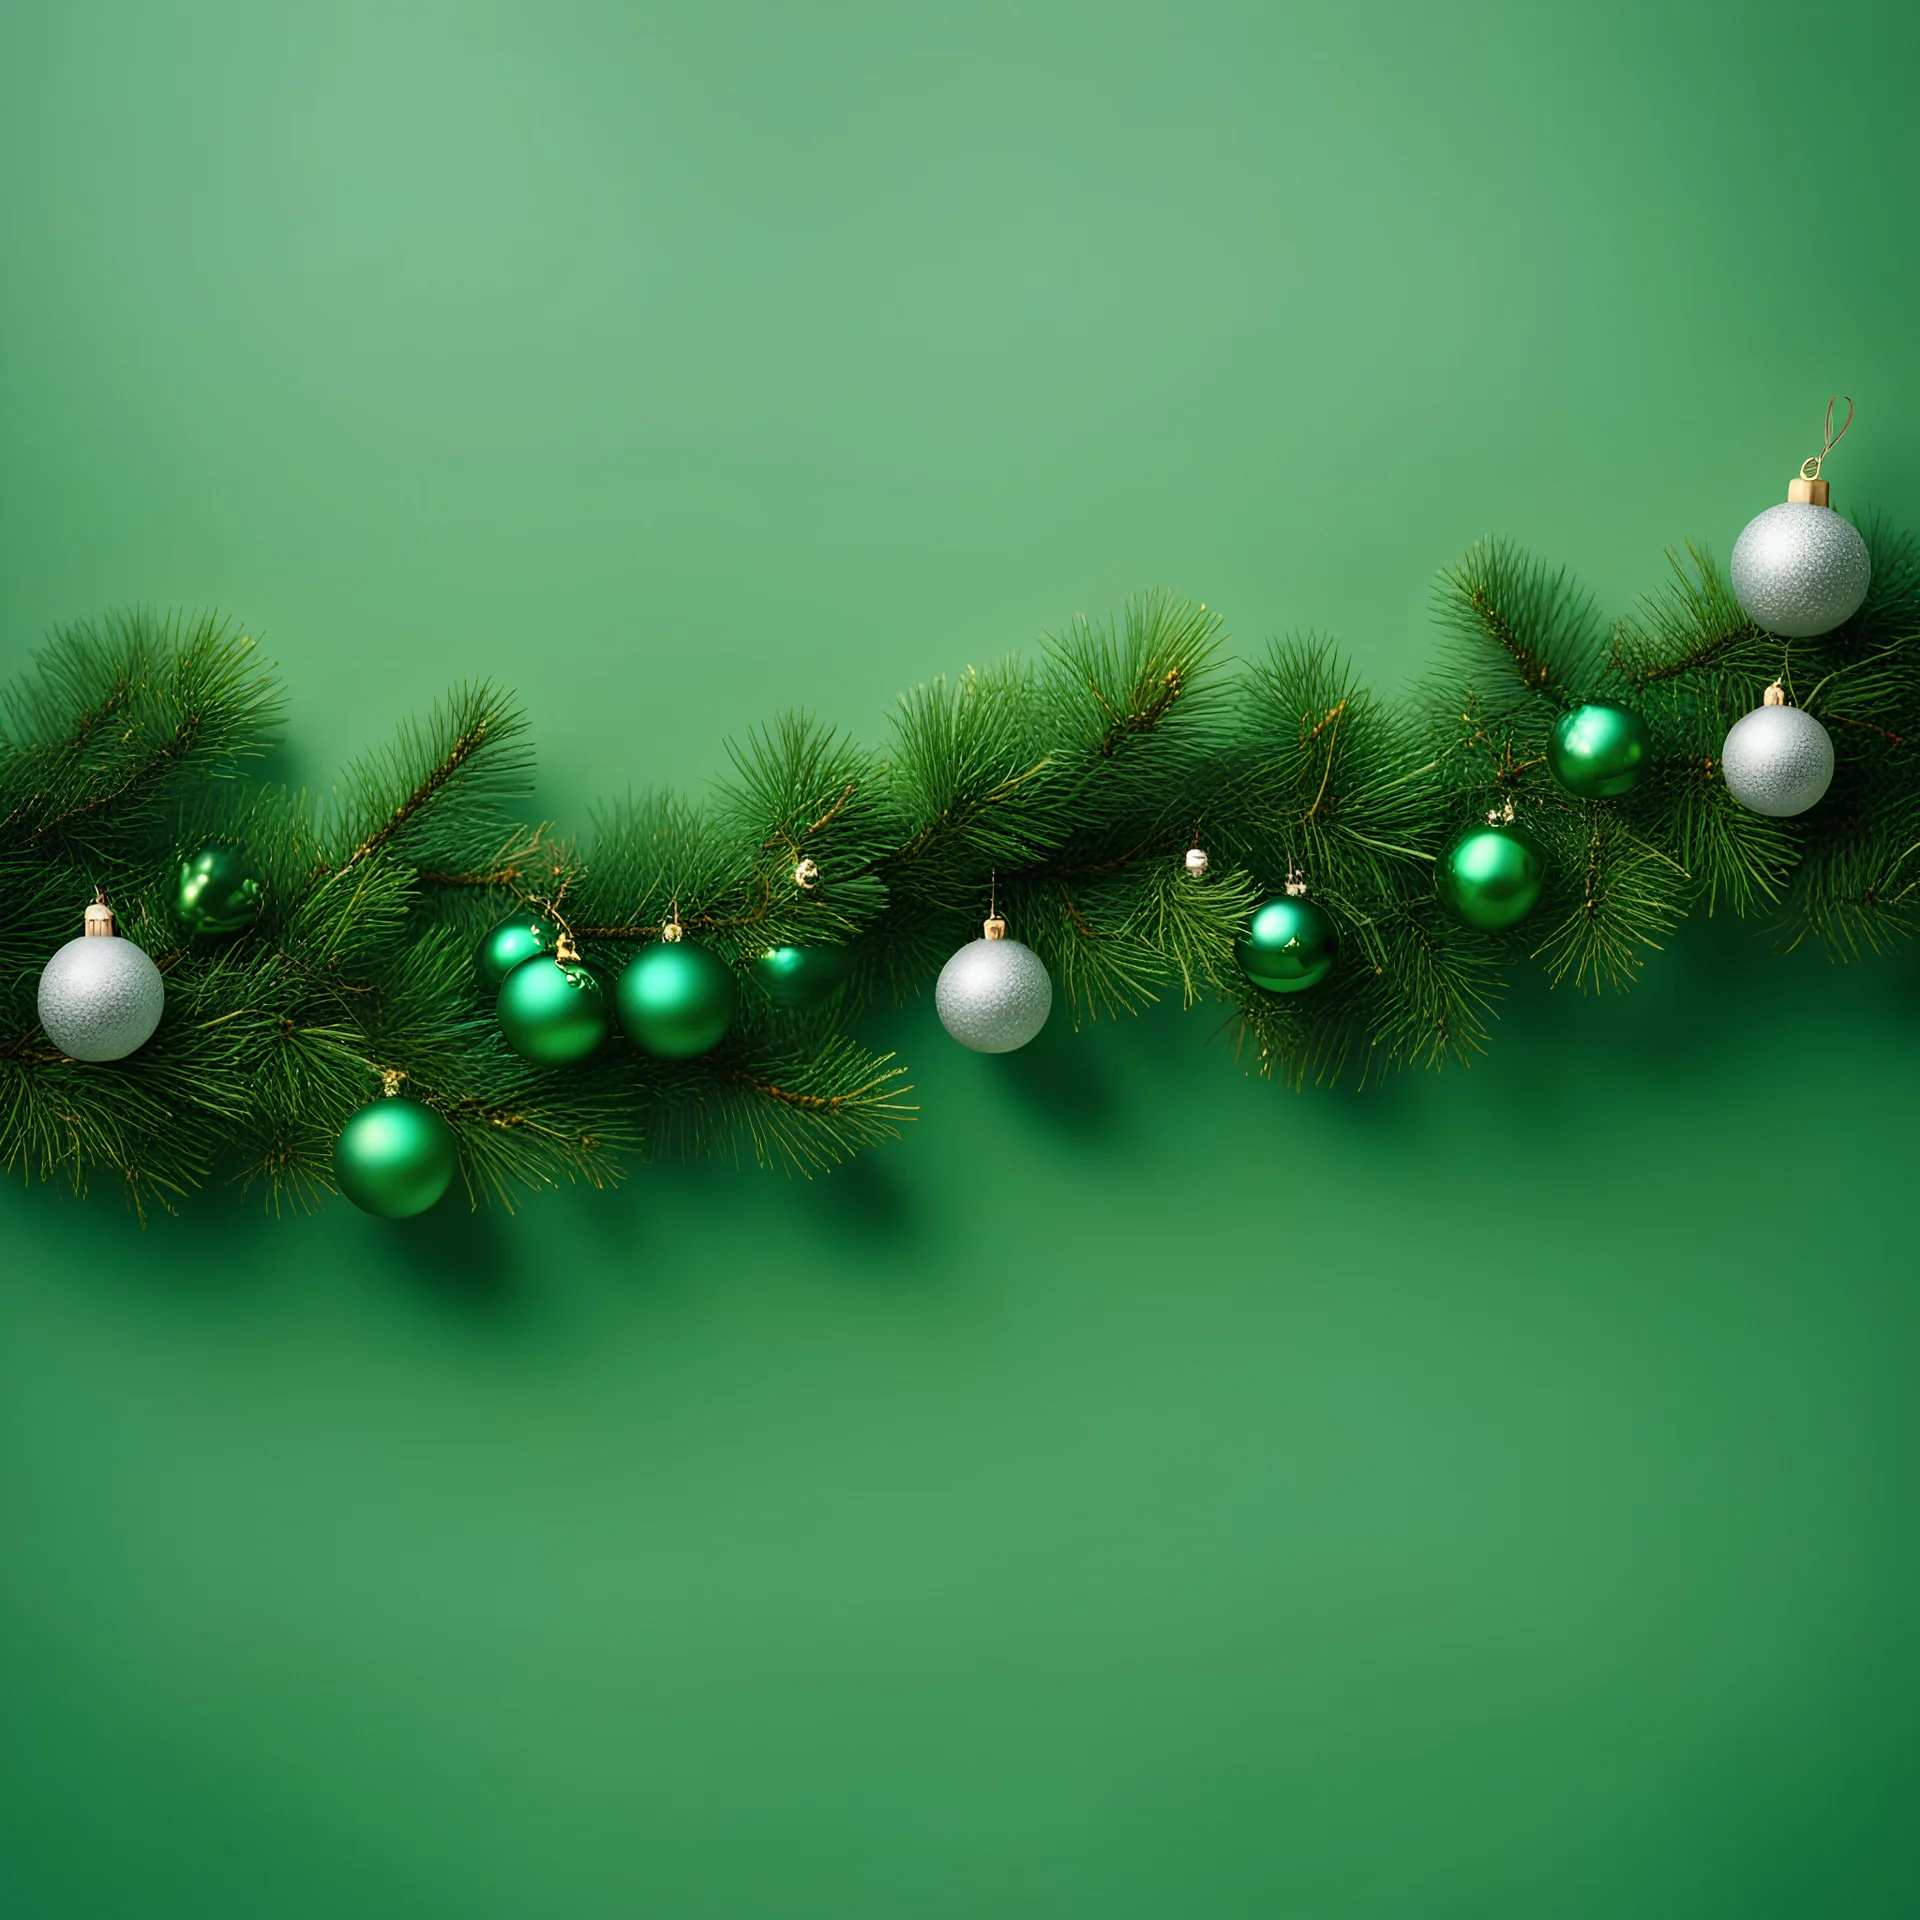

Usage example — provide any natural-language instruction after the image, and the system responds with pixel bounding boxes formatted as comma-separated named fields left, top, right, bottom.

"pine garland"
left=6, top=517, right=1917, bottom=1216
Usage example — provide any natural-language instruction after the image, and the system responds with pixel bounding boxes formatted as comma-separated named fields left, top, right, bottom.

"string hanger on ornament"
left=984, top=869, right=1005, bottom=940
left=1790, top=395, right=1853, bottom=506
left=662, top=895, right=684, bottom=943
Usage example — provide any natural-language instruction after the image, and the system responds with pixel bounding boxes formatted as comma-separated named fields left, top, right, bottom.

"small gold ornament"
left=794, top=857, right=820, bottom=890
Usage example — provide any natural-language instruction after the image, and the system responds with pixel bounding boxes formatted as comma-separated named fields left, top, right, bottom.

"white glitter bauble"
left=38, top=934, right=166, bottom=1061
left=936, top=934, right=1052, bottom=1053
left=1729, top=502, right=1871, bottom=638
left=1720, top=702, right=1834, bottom=817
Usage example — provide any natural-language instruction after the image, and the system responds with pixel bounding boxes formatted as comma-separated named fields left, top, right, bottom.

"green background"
left=3, top=3, right=1919, bottom=1913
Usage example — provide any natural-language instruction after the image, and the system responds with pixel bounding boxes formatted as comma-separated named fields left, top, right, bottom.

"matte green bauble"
left=496, top=956, right=609, bottom=1065
left=617, top=939, right=739, bottom=1058
left=1237, top=896, right=1338, bottom=994
left=175, top=844, right=265, bottom=935
left=752, top=943, right=853, bottom=1011
left=1547, top=700, right=1652, bottom=799
left=333, top=1096, right=458, bottom=1218
left=1437, top=824, right=1547, bottom=930
left=477, top=913, right=556, bottom=990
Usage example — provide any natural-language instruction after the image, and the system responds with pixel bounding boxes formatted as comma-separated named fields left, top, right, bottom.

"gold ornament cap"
left=983, top=914, right=1007, bottom=940
left=84, top=892, right=115, bottom=937
left=1763, top=682, right=1788, bottom=707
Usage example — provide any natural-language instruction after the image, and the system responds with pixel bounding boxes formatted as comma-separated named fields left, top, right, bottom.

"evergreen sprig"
left=6, top=518, right=1917, bottom=1215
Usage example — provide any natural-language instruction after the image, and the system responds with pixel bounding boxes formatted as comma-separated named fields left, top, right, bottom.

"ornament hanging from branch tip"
left=37, top=889, right=166, bottom=1062
left=1730, top=395, right=1871, bottom=637
left=617, top=906, right=738, bottom=1058
left=936, top=873, right=1052, bottom=1052
left=334, top=1069, right=458, bottom=1218
left=1437, top=808, right=1546, bottom=931
left=1721, top=681, right=1834, bottom=817
left=1239, top=870, right=1337, bottom=995
left=497, top=937, right=609, bottom=1066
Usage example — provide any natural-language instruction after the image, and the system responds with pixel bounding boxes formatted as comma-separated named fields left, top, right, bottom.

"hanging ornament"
left=477, top=912, right=556, bottom=991
left=752, top=942, right=852, bottom=1011
left=333, top=1072, right=458, bottom=1218
left=1437, top=805, right=1547, bottom=931
left=1547, top=701, right=1651, bottom=799
left=936, top=898, right=1052, bottom=1053
left=1238, top=874, right=1337, bottom=994
left=175, top=845, right=265, bottom=935
left=793, top=857, right=821, bottom=890
left=496, top=932, right=609, bottom=1064
left=37, top=892, right=166, bottom=1062
left=1729, top=396, right=1871, bottom=638
left=616, top=920, right=739, bottom=1058
left=1184, top=845, right=1210, bottom=879
left=1720, top=681, right=1834, bottom=817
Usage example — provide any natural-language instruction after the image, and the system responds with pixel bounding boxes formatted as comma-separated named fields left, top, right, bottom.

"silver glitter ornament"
left=1720, top=684, right=1833, bottom=817
left=1729, top=395, right=1871, bottom=638
left=1729, top=503, right=1870, bottom=638
left=936, top=914, right=1052, bottom=1053
left=37, top=896, right=166, bottom=1061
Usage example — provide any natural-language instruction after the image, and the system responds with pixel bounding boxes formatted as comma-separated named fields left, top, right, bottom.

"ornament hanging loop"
left=1801, top=395, right=1853, bottom=481
left=983, top=869, right=1006, bottom=940
left=1789, top=396, right=1853, bottom=505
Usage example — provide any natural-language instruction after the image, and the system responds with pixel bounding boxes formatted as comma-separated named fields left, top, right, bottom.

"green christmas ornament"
left=1547, top=700, right=1652, bottom=799
left=496, top=953, right=609, bottom=1064
left=477, top=913, right=556, bottom=990
left=1237, top=893, right=1338, bottom=994
left=752, top=943, right=853, bottom=1011
left=1437, top=820, right=1547, bottom=930
left=333, top=1090, right=458, bottom=1218
left=617, top=933, right=738, bottom=1058
left=175, top=844, right=265, bottom=935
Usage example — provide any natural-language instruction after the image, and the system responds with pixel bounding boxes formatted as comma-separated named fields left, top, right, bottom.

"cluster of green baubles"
left=1235, top=698, right=1652, bottom=995
left=478, top=916, right=852, bottom=1066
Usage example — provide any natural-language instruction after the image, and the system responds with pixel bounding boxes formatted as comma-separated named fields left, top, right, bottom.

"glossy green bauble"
left=333, top=1095, right=458, bottom=1219
left=1437, top=824, right=1547, bottom=930
left=1237, top=896, right=1338, bottom=994
left=752, top=943, right=853, bottom=1011
left=175, top=844, right=265, bottom=935
left=1547, top=700, right=1652, bottom=799
left=496, top=956, right=610, bottom=1065
left=617, top=940, right=739, bottom=1058
left=476, top=913, right=556, bottom=990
